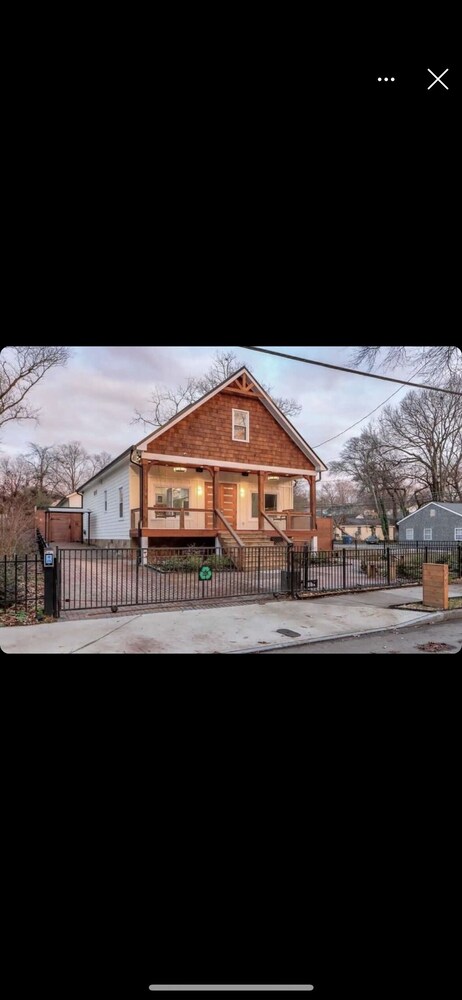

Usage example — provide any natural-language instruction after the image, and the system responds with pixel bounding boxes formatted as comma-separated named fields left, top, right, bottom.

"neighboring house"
left=337, top=515, right=396, bottom=542
left=78, top=367, right=332, bottom=553
left=52, top=492, right=83, bottom=508
left=323, top=510, right=397, bottom=542
left=397, top=502, right=462, bottom=543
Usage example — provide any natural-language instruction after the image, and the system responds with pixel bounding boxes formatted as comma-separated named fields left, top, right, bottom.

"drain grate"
left=276, top=628, right=301, bottom=638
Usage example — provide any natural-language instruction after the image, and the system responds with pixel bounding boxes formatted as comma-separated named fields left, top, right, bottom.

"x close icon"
left=427, top=68, right=449, bottom=90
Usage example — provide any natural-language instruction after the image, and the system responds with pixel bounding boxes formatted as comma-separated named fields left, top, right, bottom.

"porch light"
left=240, top=486, right=246, bottom=497
left=268, top=475, right=280, bottom=480
left=241, top=471, right=249, bottom=477
left=197, top=484, right=203, bottom=496
left=173, top=466, right=187, bottom=472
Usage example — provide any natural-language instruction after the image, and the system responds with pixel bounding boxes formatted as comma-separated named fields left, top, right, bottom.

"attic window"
left=430, top=509, right=436, bottom=517
left=232, top=408, right=249, bottom=443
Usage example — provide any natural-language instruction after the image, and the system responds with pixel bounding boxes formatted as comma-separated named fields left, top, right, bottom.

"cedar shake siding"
left=148, top=390, right=315, bottom=470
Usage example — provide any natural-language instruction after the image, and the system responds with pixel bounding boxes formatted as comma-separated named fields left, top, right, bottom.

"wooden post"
left=213, top=467, right=220, bottom=531
left=141, top=460, right=149, bottom=528
left=309, top=475, right=317, bottom=531
left=422, top=563, right=449, bottom=609
left=258, top=472, right=265, bottom=529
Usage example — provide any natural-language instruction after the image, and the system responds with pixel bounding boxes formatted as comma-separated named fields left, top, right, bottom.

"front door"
left=218, top=483, right=237, bottom=529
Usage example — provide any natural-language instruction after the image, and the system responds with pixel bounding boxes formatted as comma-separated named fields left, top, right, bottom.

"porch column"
left=309, top=475, right=317, bottom=531
left=213, top=466, right=220, bottom=531
left=258, top=472, right=265, bottom=529
left=141, top=460, right=149, bottom=528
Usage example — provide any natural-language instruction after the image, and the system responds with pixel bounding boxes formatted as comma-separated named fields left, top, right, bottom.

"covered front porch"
left=129, top=453, right=318, bottom=546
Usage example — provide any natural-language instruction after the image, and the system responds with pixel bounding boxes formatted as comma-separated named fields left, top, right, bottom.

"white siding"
left=83, top=459, right=131, bottom=542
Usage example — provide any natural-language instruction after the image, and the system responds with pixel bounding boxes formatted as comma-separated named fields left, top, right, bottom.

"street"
left=257, top=610, right=462, bottom=654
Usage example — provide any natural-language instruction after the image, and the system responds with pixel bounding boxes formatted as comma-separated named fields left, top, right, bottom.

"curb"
left=225, top=611, right=446, bottom=654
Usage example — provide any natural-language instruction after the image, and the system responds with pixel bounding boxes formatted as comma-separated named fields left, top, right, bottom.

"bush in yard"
left=397, top=555, right=424, bottom=579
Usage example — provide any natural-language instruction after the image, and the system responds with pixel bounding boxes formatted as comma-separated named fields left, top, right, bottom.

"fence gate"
left=58, top=545, right=293, bottom=613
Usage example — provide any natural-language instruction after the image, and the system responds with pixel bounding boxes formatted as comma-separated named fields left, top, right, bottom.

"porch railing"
left=282, top=511, right=313, bottom=530
left=260, top=510, right=293, bottom=545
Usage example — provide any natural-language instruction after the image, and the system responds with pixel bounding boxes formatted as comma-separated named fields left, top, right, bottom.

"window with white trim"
left=405, top=528, right=414, bottom=540
left=232, top=408, right=249, bottom=442
left=455, top=527, right=462, bottom=541
left=423, top=528, right=432, bottom=540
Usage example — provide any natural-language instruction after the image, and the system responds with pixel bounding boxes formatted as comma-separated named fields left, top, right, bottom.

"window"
left=423, top=528, right=432, bottom=540
left=405, top=528, right=414, bottom=540
left=251, top=493, right=278, bottom=518
left=232, top=408, right=249, bottom=442
left=104, top=490, right=107, bottom=512
left=155, top=486, right=190, bottom=516
left=455, top=527, right=462, bottom=541
left=119, top=487, right=123, bottom=518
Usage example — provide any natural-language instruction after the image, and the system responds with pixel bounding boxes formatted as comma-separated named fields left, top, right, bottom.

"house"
left=332, top=514, right=397, bottom=542
left=397, top=502, right=462, bottom=543
left=52, top=491, right=83, bottom=509
left=78, top=366, right=332, bottom=554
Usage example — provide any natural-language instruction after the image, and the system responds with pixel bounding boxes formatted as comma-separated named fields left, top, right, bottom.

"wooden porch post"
left=309, top=475, right=317, bottom=530
left=213, top=467, right=220, bottom=531
left=141, top=460, right=149, bottom=528
left=258, top=472, right=265, bottom=529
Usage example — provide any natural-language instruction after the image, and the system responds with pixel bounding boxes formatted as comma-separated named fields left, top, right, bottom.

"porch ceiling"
left=137, top=451, right=316, bottom=476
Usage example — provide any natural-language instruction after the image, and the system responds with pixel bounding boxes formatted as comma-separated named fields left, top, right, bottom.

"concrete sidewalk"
left=1, top=585, right=461, bottom=654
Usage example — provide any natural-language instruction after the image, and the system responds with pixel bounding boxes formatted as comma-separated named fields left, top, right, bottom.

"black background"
left=7, top=3, right=458, bottom=995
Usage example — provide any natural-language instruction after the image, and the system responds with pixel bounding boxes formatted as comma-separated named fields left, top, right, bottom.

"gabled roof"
left=135, top=366, right=327, bottom=470
left=79, top=366, right=327, bottom=490
left=397, top=501, right=462, bottom=524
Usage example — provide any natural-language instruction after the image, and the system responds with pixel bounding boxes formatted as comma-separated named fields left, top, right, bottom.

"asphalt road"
left=258, top=610, right=462, bottom=654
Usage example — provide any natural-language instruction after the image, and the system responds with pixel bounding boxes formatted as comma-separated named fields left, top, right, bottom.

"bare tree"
left=0, top=455, right=32, bottom=500
left=49, top=442, right=112, bottom=497
left=133, top=349, right=301, bottom=429
left=379, top=377, right=462, bottom=503
left=330, top=425, right=413, bottom=539
left=24, top=443, right=56, bottom=498
left=0, top=346, right=70, bottom=430
left=88, top=451, right=112, bottom=478
left=351, top=346, right=461, bottom=384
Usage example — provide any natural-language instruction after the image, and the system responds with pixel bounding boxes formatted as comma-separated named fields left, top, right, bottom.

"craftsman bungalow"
left=78, top=367, right=331, bottom=554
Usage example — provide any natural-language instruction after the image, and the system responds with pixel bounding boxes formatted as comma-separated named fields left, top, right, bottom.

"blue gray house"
left=397, top=502, right=462, bottom=542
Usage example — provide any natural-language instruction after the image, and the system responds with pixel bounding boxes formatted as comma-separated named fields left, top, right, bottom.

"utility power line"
left=313, top=359, right=429, bottom=447
left=238, top=346, right=462, bottom=396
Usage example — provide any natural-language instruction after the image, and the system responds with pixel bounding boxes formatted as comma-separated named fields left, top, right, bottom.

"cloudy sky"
left=0, top=344, right=428, bottom=475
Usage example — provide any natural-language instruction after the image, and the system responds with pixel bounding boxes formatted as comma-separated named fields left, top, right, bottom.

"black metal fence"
left=291, top=543, right=462, bottom=595
left=0, top=554, right=45, bottom=620
left=56, top=542, right=462, bottom=614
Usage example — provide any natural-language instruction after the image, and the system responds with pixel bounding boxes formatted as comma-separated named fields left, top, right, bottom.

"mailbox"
left=44, top=549, right=55, bottom=568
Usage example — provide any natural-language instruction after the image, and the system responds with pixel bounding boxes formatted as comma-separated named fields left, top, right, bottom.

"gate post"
left=342, top=547, right=346, bottom=589
left=43, top=546, right=59, bottom=618
left=386, top=547, right=390, bottom=586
